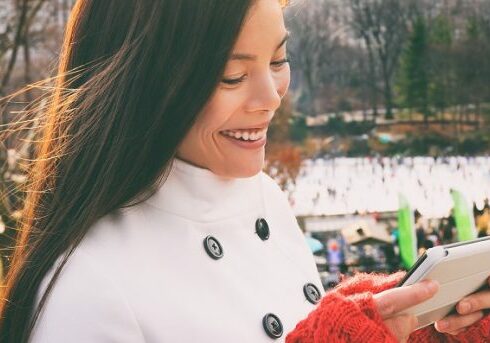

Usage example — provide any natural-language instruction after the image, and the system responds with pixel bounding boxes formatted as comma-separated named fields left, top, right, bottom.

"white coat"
left=29, top=158, right=323, bottom=342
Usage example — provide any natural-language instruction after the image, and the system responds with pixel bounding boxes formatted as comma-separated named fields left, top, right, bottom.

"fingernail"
left=459, top=301, right=471, bottom=314
left=437, top=320, right=448, bottom=330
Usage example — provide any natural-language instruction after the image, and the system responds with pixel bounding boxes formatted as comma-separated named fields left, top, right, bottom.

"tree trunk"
left=382, top=62, right=393, bottom=120
left=383, top=78, right=393, bottom=120
left=364, top=40, right=379, bottom=119
left=23, top=35, right=32, bottom=103
left=0, top=0, right=29, bottom=97
left=475, top=102, right=480, bottom=129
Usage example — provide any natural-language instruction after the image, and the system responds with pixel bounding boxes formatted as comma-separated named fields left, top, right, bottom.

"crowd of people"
left=413, top=200, right=490, bottom=253
left=315, top=200, right=490, bottom=287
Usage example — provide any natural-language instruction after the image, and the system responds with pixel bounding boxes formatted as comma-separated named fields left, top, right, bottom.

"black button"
left=303, top=283, right=322, bottom=304
left=255, top=218, right=270, bottom=241
left=262, top=313, right=283, bottom=339
left=203, top=235, right=223, bottom=260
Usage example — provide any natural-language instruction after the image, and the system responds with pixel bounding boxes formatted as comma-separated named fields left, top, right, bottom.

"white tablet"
left=397, top=236, right=490, bottom=329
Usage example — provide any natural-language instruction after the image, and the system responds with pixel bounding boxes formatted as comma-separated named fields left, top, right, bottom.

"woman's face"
left=176, top=0, right=290, bottom=178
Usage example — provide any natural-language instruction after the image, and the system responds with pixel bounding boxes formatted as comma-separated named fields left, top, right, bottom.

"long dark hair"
left=0, top=0, right=263, bottom=341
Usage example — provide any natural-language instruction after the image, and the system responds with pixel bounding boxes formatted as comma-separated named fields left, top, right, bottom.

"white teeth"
left=221, top=128, right=267, bottom=141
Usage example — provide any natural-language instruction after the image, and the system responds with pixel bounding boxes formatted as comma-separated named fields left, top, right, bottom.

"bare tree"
left=1, top=0, right=77, bottom=128
left=0, top=0, right=47, bottom=97
left=0, top=0, right=77, bottom=97
left=286, top=0, right=345, bottom=115
left=349, top=0, right=411, bottom=119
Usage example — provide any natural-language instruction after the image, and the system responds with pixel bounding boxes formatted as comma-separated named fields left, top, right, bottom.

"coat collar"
left=145, top=158, right=265, bottom=222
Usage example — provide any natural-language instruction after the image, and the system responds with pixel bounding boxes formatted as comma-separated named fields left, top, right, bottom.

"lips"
left=225, top=120, right=271, bottom=131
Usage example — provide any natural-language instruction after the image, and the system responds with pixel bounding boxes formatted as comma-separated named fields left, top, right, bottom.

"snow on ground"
left=288, top=156, right=490, bottom=218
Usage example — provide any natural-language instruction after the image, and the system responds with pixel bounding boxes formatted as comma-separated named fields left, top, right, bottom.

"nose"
left=245, top=72, right=284, bottom=113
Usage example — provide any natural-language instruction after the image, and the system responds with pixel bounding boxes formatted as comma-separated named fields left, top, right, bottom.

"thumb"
left=383, top=314, right=418, bottom=342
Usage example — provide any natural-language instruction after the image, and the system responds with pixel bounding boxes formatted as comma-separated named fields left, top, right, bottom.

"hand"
left=434, top=276, right=490, bottom=335
left=374, top=280, right=439, bottom=343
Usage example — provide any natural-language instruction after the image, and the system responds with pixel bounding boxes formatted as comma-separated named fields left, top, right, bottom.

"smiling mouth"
left=220, top=127, right=268, bottom=142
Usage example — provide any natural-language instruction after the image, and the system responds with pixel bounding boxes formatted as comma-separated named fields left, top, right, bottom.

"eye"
left=221, top=74, right=247, bottom=86
left=220, top=57, right=290, bottom=87
left=270, top=57, right=290, bottom=69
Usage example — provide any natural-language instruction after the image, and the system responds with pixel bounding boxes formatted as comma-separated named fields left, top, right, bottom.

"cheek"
left=198, top=91, right=244, bottom=132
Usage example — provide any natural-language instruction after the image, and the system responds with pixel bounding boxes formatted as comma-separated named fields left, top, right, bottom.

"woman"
left=0, top=0, right=489, bottom=342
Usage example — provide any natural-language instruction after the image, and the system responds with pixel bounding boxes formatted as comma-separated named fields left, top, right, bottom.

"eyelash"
left=221, top=58, right=290, bottom=85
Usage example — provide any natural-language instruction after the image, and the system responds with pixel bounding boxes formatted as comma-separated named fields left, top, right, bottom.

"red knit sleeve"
left=285, top=290, right=398, bottom=343
left=408, top=314, right=490, bottom=342
left=332, top=271, right=490, bottom=342
left=286, top=271, right=490, bottom=343
left=334, top=271, right=406, bottom=296
left=286, top=272, right=403, bottom=342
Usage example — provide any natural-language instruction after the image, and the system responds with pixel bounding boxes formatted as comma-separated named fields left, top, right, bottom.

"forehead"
left=233, top=0, right=287, bottom=51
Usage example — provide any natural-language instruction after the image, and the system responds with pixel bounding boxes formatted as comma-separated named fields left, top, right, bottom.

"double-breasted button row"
left=260, top=283, right=321, bottom=340
left=261, top=283, right=322, bottom=341
left=202, top=218, right=322, bottom=340
left=203, top=218, right=270, bottom=259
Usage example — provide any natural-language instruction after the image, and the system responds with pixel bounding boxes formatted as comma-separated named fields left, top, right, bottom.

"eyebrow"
left=230, top=31, right=289, bottom=61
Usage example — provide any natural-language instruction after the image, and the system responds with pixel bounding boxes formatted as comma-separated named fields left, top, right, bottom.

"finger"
left=374, top=280, right=439, bottom=318
left=384, top=314, right=418, bottom=342
left=447, top=328, right=465, bottom=336
left=434, top=311, right=484, bottom=333
left=457, top=290, right=490, bottom=315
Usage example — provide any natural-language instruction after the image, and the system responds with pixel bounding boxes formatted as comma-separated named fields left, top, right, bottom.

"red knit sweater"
left=286, top=272, right=490, bottom=342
